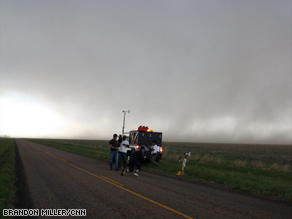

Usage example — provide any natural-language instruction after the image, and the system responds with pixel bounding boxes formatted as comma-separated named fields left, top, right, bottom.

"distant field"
left=27, top=138, right=292, bottom=168
left=27, top=138, right=292, bottom=202
left=163, top=141, right=292, bottom=168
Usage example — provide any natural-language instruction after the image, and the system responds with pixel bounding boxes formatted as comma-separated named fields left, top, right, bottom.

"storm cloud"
left=1, top=0, right=291, bottom=144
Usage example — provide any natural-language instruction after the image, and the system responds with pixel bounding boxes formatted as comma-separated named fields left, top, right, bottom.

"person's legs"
left=133, top=158, right=141, bottom=176
left=128, top=157, right=134, bottom=172
left=154, top=160, right=159, bottom=166
left=114, top=151, right=119, bottom=170
left=109, top=151, right=114, bottom=170
left=150, top=154, right=159, bottom=166
left=136, top=160, right=141, bottom=171
left=118, top=152, right=122, bottom=168
left=121, top=153, right=127, bottom=170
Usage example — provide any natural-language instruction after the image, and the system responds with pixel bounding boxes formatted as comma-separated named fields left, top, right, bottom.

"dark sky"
left=0, top=0, right=291, bottom=144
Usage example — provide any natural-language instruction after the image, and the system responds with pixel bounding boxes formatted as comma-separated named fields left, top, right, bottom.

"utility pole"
left=122, top=110, right=130, bottom=136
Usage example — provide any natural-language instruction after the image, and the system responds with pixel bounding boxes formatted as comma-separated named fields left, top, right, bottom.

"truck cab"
left=127, top=129, right=163, bottom=162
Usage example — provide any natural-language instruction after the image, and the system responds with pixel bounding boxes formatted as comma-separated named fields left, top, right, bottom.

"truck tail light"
left=160, top=147, right=163, bottom=153
left=136, top=145, right=140, bottom=149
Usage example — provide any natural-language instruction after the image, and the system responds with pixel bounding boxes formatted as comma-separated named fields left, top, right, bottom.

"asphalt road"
left=15, top=139, right=292, bottom=219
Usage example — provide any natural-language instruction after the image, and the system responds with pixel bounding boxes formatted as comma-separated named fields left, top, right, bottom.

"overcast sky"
left=0, top=0, right=291, bottom=144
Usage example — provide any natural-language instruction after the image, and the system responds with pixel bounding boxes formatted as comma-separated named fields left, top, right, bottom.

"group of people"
left=109, top=133, right=159, bottom=177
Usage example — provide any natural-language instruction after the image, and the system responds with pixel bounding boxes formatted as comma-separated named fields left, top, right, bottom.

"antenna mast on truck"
left=122, top=110, right=130, bottom=136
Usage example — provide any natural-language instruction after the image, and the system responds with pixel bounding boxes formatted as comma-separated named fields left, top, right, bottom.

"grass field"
left=0, top=138, right=16, bottom=216
left=27, top=138, right=292, bottom=202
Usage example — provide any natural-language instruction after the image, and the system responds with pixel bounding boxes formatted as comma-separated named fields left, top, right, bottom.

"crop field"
left=163, top=142, right=292, bottom=169
left=27, top=138, right=292, bottom=202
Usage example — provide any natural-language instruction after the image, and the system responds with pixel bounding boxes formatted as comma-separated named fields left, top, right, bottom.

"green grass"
left=27, top=138, right=292, bottom=202
left=28, top=138, right=110, bottom=161
left=0, top=138, right=17, bottom=216
left=144, top=159, right=292, bottom=202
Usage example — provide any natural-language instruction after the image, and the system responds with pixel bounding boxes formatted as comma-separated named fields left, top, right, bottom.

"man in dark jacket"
left=126, top=146, right=145, bottom=177
left=109, top=134, right=119, bottom=171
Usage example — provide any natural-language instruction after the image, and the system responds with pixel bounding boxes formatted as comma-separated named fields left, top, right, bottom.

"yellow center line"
left=63, top=160, right=124, bottom=187
left=34, top=145, right=194, bottom=219
left=99, top=175, right=124, bottom=186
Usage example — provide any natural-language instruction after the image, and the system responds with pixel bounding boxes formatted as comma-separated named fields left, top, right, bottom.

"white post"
left=122, top=110, right=130, bottom=136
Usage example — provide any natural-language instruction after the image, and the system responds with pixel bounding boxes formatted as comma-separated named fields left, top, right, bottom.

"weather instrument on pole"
left=177, top=152, right=191, bottom=175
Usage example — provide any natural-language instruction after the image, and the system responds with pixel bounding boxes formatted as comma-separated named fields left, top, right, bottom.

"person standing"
left=127, top=146, right=145, bottom=176
left=109, top=134, right=119, bottom=171
left=119, top=135, right=129, bottom=175
left=149, top=140, right=159, bottom=166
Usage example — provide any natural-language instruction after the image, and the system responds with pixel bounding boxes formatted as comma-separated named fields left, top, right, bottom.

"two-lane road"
left=16, top=139, right=292, bottom=218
